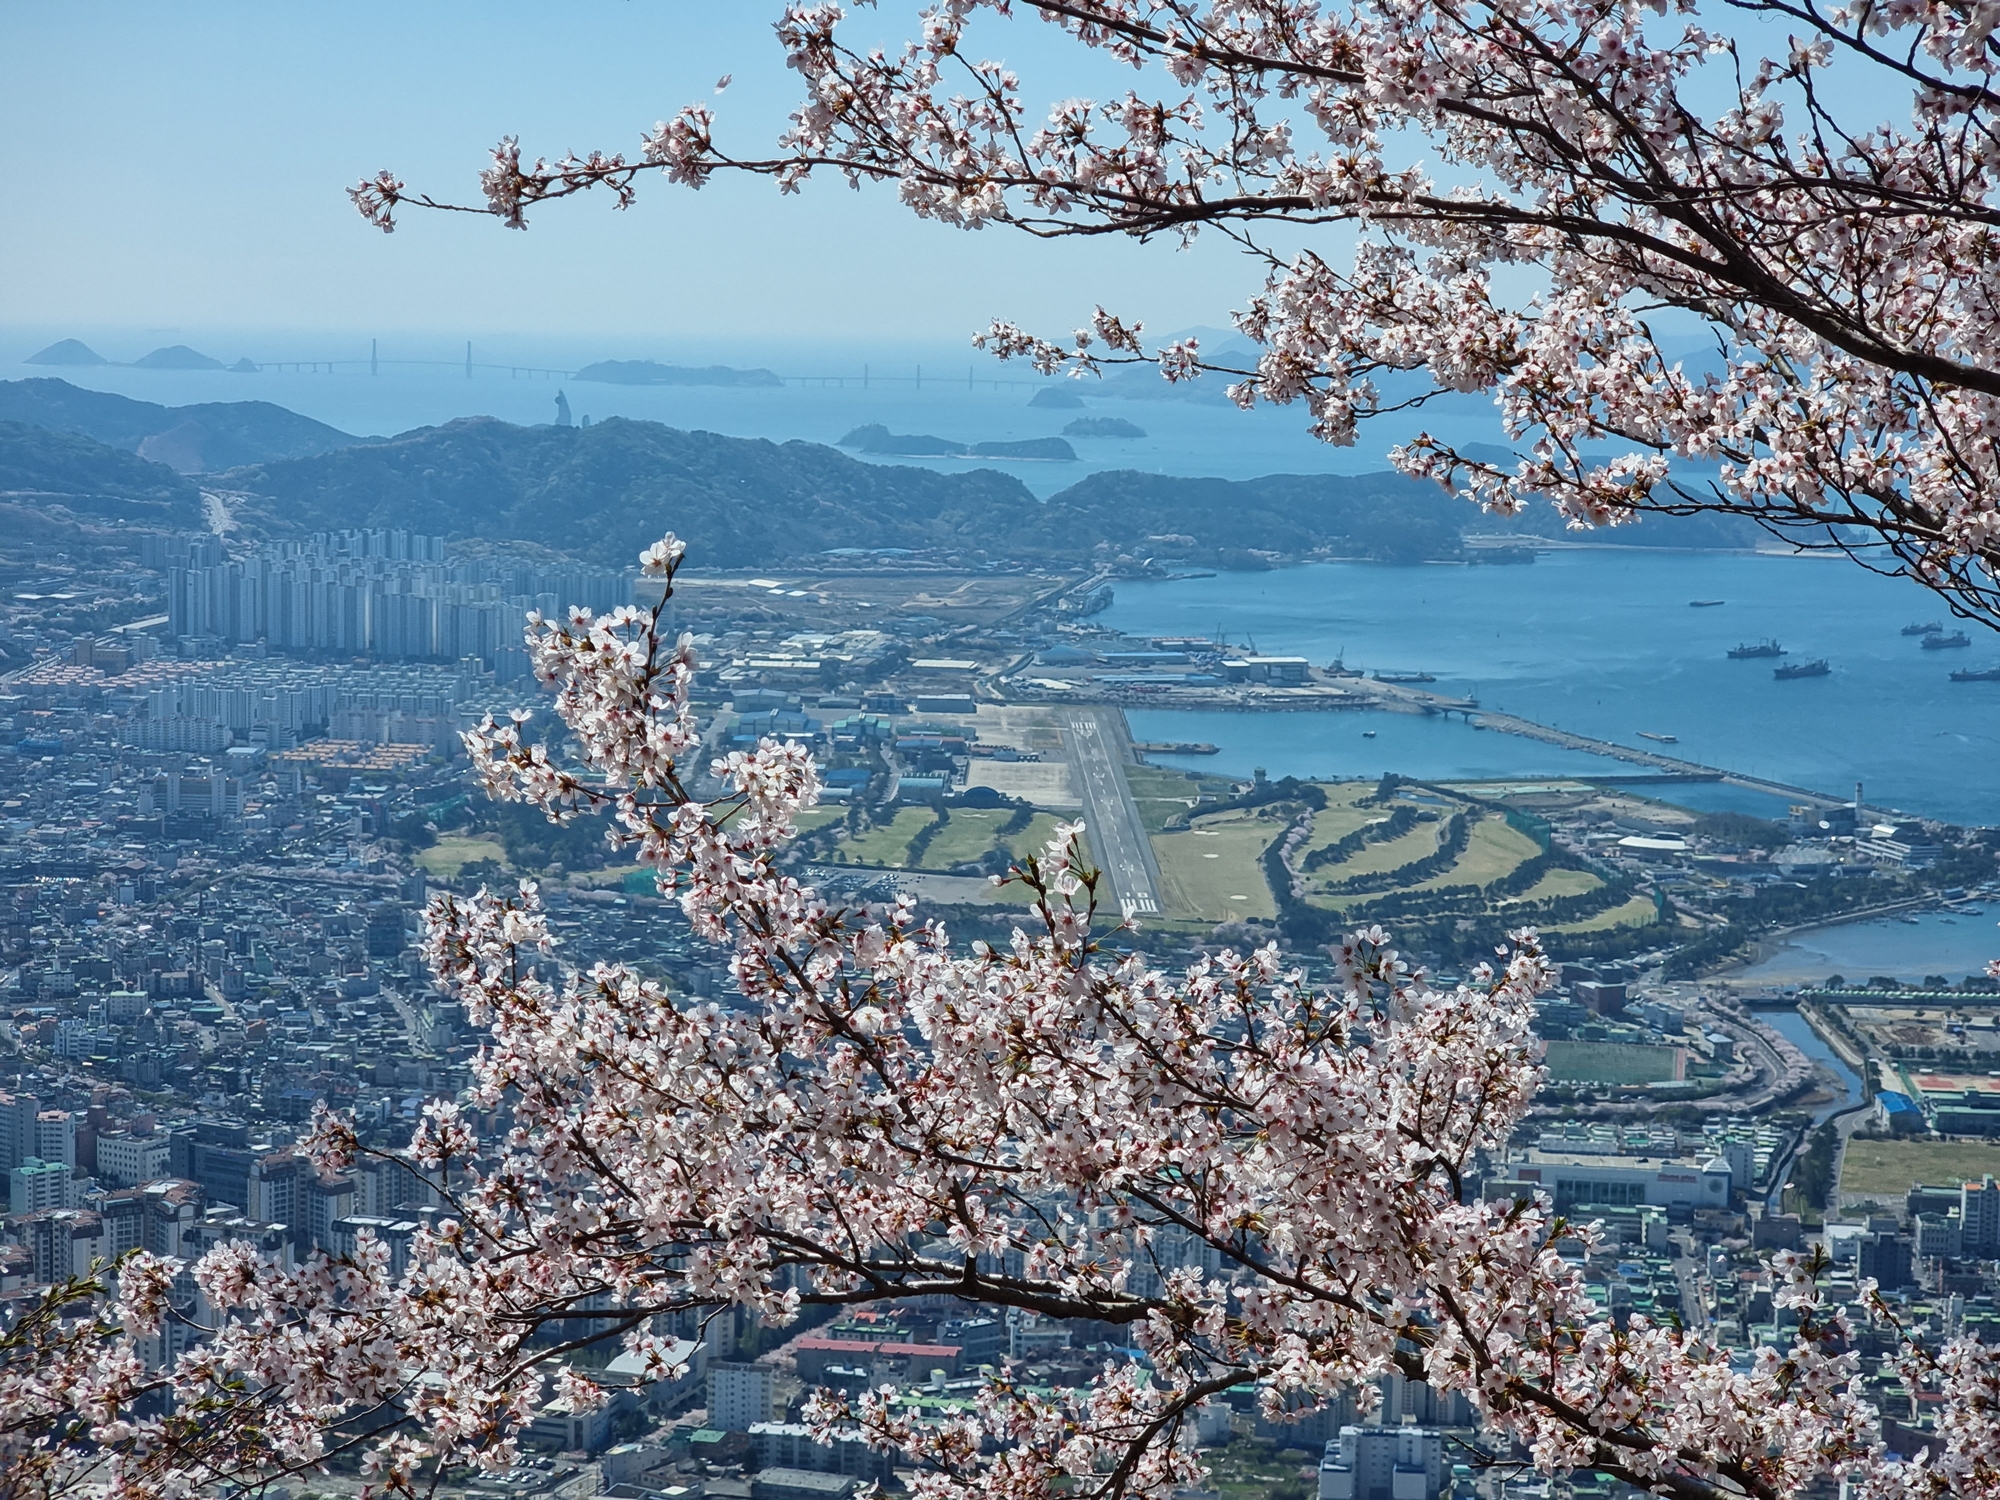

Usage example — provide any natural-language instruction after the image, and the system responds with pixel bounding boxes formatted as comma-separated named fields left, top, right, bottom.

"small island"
left=840, top=425, right=1077, bottom=461
left=1028, top=386, right=1085, bottom=409
left=135, top=345, right=226, bottom=370
left=968, top=436, right=1077, bottom=461
left=839, top=423, right=969, bottom=456
left=25, top=339, right=107, bottom=366
left=1064, top=417, right=1147, bottom=439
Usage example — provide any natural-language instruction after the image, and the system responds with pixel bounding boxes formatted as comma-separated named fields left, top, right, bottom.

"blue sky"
left=2, top=2, right=1249, bottom=354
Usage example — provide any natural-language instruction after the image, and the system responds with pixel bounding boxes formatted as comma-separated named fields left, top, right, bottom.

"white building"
left=95, top=1131, right=172, bottom=1188
left=1319, top=1426, right=1444, bottom=1500
left=1501, top=1152, right=1731, bottom=1213
left=708, top=1360, right=777, bottom=1431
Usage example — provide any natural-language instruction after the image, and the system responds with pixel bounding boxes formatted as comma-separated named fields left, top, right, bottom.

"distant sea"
left=1105, top=552, right=2000, bottom=829
left=0, top=336, right=1501, bottom=499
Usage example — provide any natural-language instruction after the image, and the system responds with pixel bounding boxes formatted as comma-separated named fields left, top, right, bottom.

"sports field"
left=415, top=836, right=509, bottom=879
left=1543, top=1041, right=1684, bottom=1085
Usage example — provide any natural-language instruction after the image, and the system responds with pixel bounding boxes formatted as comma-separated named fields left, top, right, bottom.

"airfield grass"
left=829, top=807, right=936, bottom=867
left=826, top=807, right=1081, bottom=872
left=1152, top=810, right=1279, bottom=922
left=913, top=809, right=1077, bottom=869
left=1838, top=1138, right=2000, bottom=1198
left=918, top=809, right=1020, bottom=869
left=415, top=836, right=509, bottom=880
left=1126, top=765, right=1204, bottom=834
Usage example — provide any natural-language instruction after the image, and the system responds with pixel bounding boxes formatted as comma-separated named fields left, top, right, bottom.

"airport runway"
left=1062, top=708, right=1163, bottom=918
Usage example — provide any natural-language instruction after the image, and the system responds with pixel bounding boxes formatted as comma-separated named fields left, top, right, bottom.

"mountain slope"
left=0, top=378, right=369, bottom=472
left=0, top=420, right=203, bottom=526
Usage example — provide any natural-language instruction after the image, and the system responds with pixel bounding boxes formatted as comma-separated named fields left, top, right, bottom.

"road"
left=1062, top=708, right=1163, bottom=918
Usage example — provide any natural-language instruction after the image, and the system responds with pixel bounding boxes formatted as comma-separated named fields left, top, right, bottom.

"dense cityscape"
left=5, top=512, right=1999, bottom=1500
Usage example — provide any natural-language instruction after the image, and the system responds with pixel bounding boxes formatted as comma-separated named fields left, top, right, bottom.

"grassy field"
left=1125, top=766, right=1203, bottom=834
left=1407, top=815, right=1538, bottom=891
left=1545, top=1041, right=1683, bottom=1084
left=914, top=809, right=1078, bottom=869
left=1308, top=819, right=1440, bottom=882
left=824, top=807, right=1082, bottom=872
left=415, top=836, right=508, bottom=879
left=920, top=809, right=1023, bottom=868
left=1549, top=891, right=1660, bottom=933
left=1839, top=1137, right=2000, bottom=1197
left=830, top=807, right=937, bottom=867
left=794, top=807, right=846, bottom=834
left=1505, top=867, right=1603, bottom=904
left=1152, top=810, right=1279, bottom=922
left=1295, top=782, right=1384, bottom=855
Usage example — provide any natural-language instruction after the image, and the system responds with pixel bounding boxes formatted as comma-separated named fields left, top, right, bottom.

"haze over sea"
left=12, top=337, right=1998, bottom=830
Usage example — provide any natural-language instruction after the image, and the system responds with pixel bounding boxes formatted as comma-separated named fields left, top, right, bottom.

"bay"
left=1735, top=911, right=2000, bottom=987
left=1102, top=551, right=2000, bottom=827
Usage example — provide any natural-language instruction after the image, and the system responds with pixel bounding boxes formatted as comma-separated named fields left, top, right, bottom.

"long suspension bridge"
left=247, top=340, right=1054, bottom=390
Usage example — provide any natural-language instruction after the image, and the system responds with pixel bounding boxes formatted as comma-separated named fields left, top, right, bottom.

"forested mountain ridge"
left=0, top=378, right=369, bottom=473
left=217, top=416, right=1044, bottom=567
left=0, top=395, right=1763, bottom=567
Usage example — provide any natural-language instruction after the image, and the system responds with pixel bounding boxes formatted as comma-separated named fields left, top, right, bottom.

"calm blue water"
left=1763, top=1009, right=1864, bottom=1127
left=1103, top=552, right=2000, bottom=825
left=1738, top=910, right=2000, bottom=987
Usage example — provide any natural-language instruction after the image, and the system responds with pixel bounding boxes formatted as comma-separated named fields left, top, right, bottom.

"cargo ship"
left=1951, top=666, right=2000, bottom=682
left=1373, top=671, right=1437, bottom=683
left=1774, top=659, right=1830, bottom=679
left=1903, top=621, right=1943, bottom=636
left=1729, top=640, right=1786, bottom=659
left=1923, top=631, right=1971, bottom=649
left=1689, top=599, right=1725, bottom=608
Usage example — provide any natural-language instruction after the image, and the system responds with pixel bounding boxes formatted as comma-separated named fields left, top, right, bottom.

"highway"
left=1062, top=708, right=1163, bottom=918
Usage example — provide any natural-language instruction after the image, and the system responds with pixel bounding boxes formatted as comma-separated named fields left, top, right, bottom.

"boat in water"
left=1373, top=671, right=1438, bottom=683
left=1689, top=599, right=1725, bottom=608
left=1951, top=665, right=2000, bottom=682
left=1729, top=640, right=1786, bottom=659
left=1637, top=731, right=1679, bottom=743
left=1903, top=621, right=1944, bottom=636
left=1362, top=730, right=1377, bottom=738
left=1775, top=658, right=1831, bottom=679
left=1923, top=631, right=1972, bottom=649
